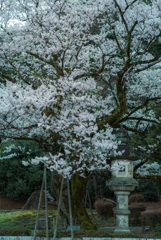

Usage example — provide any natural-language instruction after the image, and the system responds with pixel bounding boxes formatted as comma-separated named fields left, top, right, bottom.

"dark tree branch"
left=134, top=173, right=161, bottom=180
left=127, top=21, right=138, bottom=61
left=101, top=76, right=119, bottom=107
left=128, top=117, right=161, bottom=125
left=113, top=0, right=129, bottom=32
left=134, top=145, right=161, bottom=172
left=1, top=74, right=17, bottom=84
left=134, top=59, right=161, bottom=73
left=26, top=51, right=59, bottom=77
left=4, top=54, right=31, bottom=85
left=124, top=0, right=139, bottom=12
left=122, top=125, right=147, bottom=133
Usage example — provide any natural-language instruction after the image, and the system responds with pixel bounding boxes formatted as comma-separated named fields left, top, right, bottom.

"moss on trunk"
left=71, top=174, right=97, bottom=230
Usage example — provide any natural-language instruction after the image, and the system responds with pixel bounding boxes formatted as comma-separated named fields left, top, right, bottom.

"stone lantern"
left=107, top=126, right=139, bottom=233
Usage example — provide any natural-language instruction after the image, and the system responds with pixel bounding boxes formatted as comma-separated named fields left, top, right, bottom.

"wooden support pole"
left=88, top=191, right=98, bottom=226
left=44, top=166, right=49, bottom=240
left=34, top=168, right=45, bottom=240
left=53, top=177, right=64, bottom=240
left=67, top=178, right=74, bottom=240
left=85, top=188, right=88, bottom=207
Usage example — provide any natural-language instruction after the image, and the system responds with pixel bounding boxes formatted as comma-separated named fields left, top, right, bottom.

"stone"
left=22, top=190, right=56, bottom=210
left=107, top=177, right=139, bottom=233
left=38, top=218, right=52, bottom=229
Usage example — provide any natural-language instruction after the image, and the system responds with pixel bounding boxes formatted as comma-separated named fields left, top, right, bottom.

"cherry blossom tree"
left=1, top=0, right=161, bottom=229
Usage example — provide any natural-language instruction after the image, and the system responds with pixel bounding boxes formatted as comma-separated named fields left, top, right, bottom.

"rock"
left=38, top=218, right=52, bottom=229
left=22, top=190, right=56, bottom=210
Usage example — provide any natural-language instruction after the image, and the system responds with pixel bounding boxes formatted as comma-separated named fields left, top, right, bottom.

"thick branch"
left=127, top=98, right=161, bottom=119
left=136, top=56, right=161, bottom=65
left=112, top=98, right=161, bottom=127
left=134, top=145, right=161, bottom=172
left=134, top=59, right=161, bottom=73
left=128, top=117, right=161, bottom=125
left=134, top=173, right=161, bottom=180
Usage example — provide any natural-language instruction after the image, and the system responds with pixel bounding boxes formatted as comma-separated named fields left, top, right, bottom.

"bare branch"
left=127, top=117, right=161, bottom=125
left=113, top=0, right=129, bottom=32
left=122, top=125, right=146, bottom=133
left=124, top=0, right=138, bottom=12
left=101, top=76, right=119, bottom=107
left=127, top=21, right=138, bottom=61
left=26, top=51, right=59, bottom=77
left=4, top=54, right=31, bottom=85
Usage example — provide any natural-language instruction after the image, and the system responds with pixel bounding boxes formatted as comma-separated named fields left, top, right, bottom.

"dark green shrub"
left=137, top=180, right=160, bottom=202
left=154, top=224, right=161, bottom=237
left=0, top=140, right=52, bottom=201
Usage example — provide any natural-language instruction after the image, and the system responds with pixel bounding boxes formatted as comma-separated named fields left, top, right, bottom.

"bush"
left=129, top=203, right=146, bottom=225
left=129, top=203, right=146, bottom=218
left=129, top=194, right=145, bottom=204
left=141, top=210, right=161, bottom=228
left=154, top=224, right=161, bottom=237
left=94, top=199, right=115, bottom=218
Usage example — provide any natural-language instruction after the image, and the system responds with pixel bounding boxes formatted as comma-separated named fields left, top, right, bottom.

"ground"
left=0, top=202, right=161, bottom=238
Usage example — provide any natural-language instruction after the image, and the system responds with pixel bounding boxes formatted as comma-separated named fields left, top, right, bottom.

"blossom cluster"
left=0, top=0, right=161, bottom=177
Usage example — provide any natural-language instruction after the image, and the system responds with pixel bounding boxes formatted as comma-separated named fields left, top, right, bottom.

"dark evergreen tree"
left=0, top=140, right=52, bottom=201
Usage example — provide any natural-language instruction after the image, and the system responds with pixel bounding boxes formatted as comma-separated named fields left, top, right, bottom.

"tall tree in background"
left=0, top=0, right=161, bottom=229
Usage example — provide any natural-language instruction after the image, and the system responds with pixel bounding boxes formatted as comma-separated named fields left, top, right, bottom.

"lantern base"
left=114, top=227, right=131, bottom=233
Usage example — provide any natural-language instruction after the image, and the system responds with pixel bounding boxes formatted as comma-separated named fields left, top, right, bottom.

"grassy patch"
left=0, top=210, right=57, bottom=230
left=0, top=209, right=161, bottom=238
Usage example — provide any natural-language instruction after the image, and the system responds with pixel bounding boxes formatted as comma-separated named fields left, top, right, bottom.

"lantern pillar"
left=107, top=160, right=138, bottom=233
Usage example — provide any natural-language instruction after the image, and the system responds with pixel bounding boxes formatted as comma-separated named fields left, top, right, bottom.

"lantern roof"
left=112, top=125, right=139, bottom=161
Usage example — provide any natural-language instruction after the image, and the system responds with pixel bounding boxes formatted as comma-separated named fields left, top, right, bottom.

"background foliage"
left=0, top=140, right=52, bottom=201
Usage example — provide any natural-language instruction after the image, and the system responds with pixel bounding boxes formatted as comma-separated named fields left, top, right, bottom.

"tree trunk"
left=71, top=174, right=97, bottom=230
left=51, top=171, right=97, bottom=230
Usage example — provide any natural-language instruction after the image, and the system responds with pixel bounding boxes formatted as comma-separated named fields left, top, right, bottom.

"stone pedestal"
left=107, top=178, right=138, bottom=233
left=114, top=191, right=131, bottom=233
left=38, top=218, right=51, bottom=229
